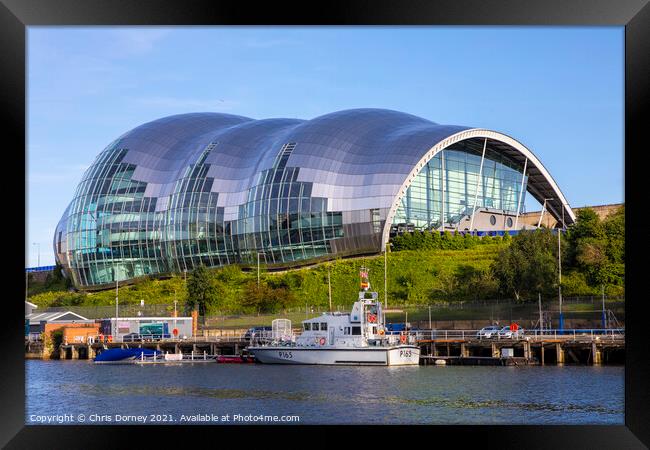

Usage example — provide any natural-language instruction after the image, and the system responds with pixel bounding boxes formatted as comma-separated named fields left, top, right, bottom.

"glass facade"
left=234, top=143, right=344, bottom=265
left=56, top=138, right=346, bottom=287
left=54, top=109, right=569, bottom=288
left=58, top=144, right=163, bottom=286
left=392, top=144, right=528, bottom=230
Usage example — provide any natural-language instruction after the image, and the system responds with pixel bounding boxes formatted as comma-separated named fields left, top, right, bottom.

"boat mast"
left=360, top=266, right=369, bottom=292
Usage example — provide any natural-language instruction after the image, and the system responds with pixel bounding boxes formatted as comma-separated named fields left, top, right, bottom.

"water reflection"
left=26, top=361, right=623, bottom=425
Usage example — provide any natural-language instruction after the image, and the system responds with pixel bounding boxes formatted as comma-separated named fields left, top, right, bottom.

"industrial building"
left=99, top=317, right=194, bottom=341
left=25, top=310, right=94, bottom=341
left=53, top=108, right=575, bottom=288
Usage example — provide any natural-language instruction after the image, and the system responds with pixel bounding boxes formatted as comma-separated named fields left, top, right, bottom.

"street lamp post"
left=113, top=266, right=119, bottom=340
left=257, top=251, right=266, bottom=287
left=174, top=298, right=178, bottom=338
left=327, top=264, right=333, bottom=312
left=557, top=203, right=566, bottom=333
left=384, top=243, right=390, bottom=310
left=115, top=274, right=119, bottom=320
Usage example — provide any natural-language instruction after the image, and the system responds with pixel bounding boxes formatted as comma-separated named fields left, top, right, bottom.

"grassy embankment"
left=28, top=244, right=504, bottom=311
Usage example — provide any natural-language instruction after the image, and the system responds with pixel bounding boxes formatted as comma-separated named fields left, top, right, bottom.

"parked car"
left=138, top=333, right=171, bottom=342
left=476, top=325, right=501, bottom=339
left=498, top=326, right=525, bottom=339
left=121, top=333, right=141, bottom=342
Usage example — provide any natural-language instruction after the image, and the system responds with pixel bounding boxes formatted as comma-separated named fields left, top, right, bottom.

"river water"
left=26, top=361, right=623, bottom=425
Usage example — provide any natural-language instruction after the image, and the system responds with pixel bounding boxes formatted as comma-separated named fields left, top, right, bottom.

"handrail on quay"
left=39, top=327, right=624, bottom=345
left=411, top=328, right=624, bottom=342
left=82, top=333, right=250, bottom=345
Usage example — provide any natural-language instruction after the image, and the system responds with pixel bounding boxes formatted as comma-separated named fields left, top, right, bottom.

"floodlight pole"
left=558, top=204, right=564, bottom=332
left=115, top=277, right=119, bottom=320
left=114, top=268, right=119, bottom=341
left=327, top=265, right=332, bottom=312
left=538, top=293, right=543, bottom=333
left=257, top=251, right=266, bottom=287
left=384, top=245, right=388, bottom=310
left=601, top=285, right=607, bottom=329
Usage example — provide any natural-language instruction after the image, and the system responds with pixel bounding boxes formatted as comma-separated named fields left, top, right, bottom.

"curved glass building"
left=54, top=109, right=575, bottom=288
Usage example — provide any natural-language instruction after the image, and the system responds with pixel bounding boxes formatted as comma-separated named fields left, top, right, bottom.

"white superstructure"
left=248, top=268, right=420, bottom=366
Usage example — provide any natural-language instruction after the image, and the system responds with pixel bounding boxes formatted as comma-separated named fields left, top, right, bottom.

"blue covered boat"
left=94, top=348, right=161, bottom=364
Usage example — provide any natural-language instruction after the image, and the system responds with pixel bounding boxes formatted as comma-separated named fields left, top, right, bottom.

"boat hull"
left=248, top=345, right=420, bottom=366
left=94, top=347, right=160, bottom=363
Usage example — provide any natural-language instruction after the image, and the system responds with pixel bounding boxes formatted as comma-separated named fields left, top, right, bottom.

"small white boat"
left=248, top=267, right=420, bottom=366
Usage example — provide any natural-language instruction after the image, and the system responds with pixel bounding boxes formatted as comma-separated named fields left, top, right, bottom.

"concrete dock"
left=415, top=330, right=625, bottom=365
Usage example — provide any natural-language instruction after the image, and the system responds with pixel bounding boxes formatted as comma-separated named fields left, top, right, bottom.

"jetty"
left=26, top=327, right=624, bottom=366
left=415, top=328, right=625, bottom=365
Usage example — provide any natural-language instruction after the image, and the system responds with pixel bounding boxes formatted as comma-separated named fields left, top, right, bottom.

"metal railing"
left=523, top=328, right=625, bottom=341
left=36, top=327, right=626, bottom=346
left=84, top=332, right=250, bottom=345
left=412, top=328, right=625, bottom=342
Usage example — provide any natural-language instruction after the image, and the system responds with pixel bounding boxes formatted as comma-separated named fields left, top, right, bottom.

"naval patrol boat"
left=248, top=267, right=420, bottom=366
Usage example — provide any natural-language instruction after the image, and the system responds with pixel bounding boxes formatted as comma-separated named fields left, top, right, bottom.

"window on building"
left=371, top=208, right=381, bottom=233
left=352, top=326, right=361, bottom=335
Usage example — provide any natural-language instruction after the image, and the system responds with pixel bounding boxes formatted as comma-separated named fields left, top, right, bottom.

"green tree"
left=429, top=269, right=457, bottom=301
left=430, top=230, right=442, bottom=249
left=440, top=231, right=453, bottom=249
left=603, top=206, right=624, bottom=264
left=185, top=265, right=218, bottom=319
left=241, top=281, right=294, bottom=314
left=565, top=207, right=624, bottom=287
left=492, top=229, right=558, bottom=301
left=454, top=265, right=499, bottom=301
left=396, top=274, right=416, bottom=303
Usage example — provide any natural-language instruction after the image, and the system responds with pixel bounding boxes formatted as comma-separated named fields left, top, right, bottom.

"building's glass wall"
left=58, top=141, right=345, bottom=287
left=163, top=142, right=228, bottom=273
left=392, top=145, right=528, bottom=230
left=62, top=143, right=166, bottom=286
left=234, top=143, right=344, bottom=265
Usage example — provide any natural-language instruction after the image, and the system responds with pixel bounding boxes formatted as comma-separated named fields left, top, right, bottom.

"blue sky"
left=27, top=26, right=624, bottom=267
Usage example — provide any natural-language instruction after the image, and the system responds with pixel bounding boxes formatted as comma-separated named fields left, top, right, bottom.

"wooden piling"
left=592, top=342, right=602, bottom=365
left=556, top=343, right=565, bottom=364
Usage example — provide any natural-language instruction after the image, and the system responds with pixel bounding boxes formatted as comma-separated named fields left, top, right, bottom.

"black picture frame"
left=2, top=0, right=648, bottom=447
